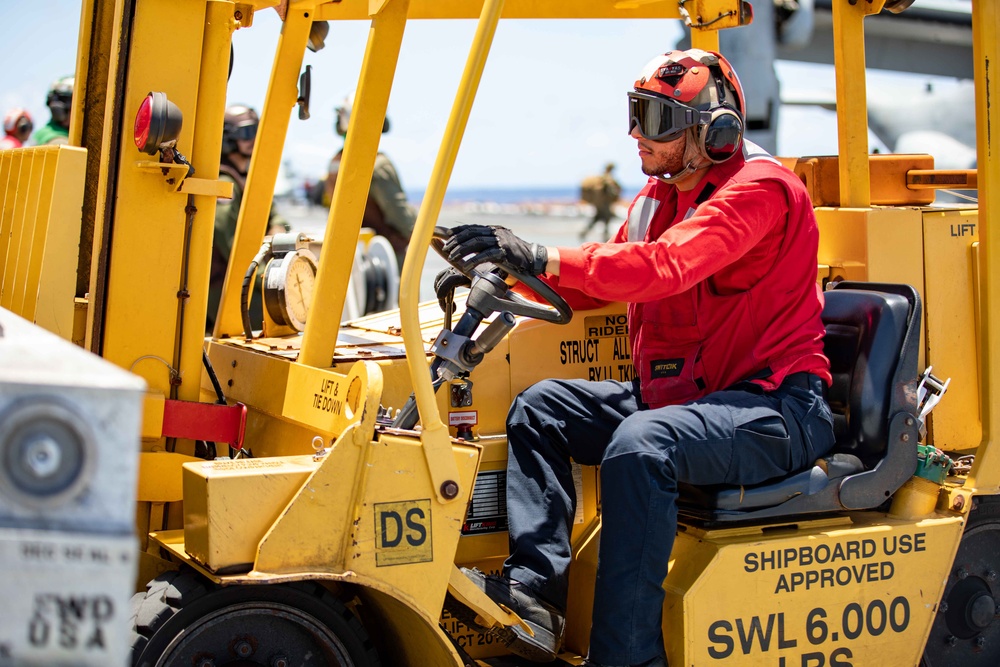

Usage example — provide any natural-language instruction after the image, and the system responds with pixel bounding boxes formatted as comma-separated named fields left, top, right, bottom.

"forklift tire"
left=129, top=568, right=381, bottom=667
left=921, top=494, right=1000, bottom=666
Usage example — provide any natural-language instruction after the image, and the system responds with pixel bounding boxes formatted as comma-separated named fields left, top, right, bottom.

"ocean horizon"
left=407, top=184, right=642, bottom=206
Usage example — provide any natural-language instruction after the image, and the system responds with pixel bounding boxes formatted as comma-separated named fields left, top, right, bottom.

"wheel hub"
left=156, top=602, right=353, bottom=667
left=922, top=508, right=1000, bottom=666
left=968, top=592, right=997, bottom=631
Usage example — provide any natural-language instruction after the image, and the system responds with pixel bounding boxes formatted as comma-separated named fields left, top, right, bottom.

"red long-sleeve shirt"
left=540, top=147, right=830, bottom=408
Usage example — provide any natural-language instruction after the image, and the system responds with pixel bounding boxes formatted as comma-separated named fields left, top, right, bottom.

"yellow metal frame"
left=830, top=0, right=884, bottom=207
left=969, top=0, right=1000, bottom=492
left=215, top=5, right=312, bottom=338
left=315, top=0, right=741, bottom=22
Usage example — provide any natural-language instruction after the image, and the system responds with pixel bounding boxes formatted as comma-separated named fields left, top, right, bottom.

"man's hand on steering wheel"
left=442, top=224, right=549, bottom=277
left=433, top=267, right=470, bottom=317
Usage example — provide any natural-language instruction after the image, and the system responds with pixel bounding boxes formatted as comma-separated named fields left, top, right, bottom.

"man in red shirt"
left=438, top=49, right=835, bottom=667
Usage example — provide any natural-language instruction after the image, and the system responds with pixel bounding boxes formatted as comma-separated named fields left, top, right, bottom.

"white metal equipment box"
left=0, top=308, right=145, bottom=667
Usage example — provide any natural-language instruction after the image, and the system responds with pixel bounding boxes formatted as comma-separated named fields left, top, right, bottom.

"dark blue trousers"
left=502, top=374, right=835, bottom=665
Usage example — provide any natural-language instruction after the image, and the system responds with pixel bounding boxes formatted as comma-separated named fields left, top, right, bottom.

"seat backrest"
left=822, top=288, right=913, bottom=467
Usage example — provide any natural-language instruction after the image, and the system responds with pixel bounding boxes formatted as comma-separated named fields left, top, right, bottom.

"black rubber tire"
left=921, top=494, right=1000, bottom=666
left=130, top=568, right=380, bottom=667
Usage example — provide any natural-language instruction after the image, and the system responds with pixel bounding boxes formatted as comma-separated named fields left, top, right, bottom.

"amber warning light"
left=134, top=92, right=183, bottom=155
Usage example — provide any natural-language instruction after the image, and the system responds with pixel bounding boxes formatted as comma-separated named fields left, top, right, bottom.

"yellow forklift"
left=0, top=0, right=997, bottom=665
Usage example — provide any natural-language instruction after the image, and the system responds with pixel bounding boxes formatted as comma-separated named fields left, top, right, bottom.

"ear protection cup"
left=698, top=106, right=744, bottom=163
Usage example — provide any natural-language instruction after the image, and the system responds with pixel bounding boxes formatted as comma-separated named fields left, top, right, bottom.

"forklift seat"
left=677, top=282, right=922, bottom=522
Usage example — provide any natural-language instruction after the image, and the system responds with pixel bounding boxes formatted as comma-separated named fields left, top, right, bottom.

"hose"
left=240, top=241, right=272, bottom=340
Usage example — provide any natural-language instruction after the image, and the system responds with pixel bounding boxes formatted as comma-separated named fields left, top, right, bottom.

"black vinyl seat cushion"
left=677, top=283, right=919, bottom=516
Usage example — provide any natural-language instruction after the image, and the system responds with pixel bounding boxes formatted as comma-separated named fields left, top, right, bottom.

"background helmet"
left=630, top=49, right=745, bottom=163
left=46, top=76, right=74, bottom=129
left=222, top=104, right=259, bottom=155
left=334, top=94, right=390, bottom=138
left=3, top=108, right=33, bottom=141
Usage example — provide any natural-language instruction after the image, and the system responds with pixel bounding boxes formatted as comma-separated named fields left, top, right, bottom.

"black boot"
left=453, top=567, right=565, bottom=662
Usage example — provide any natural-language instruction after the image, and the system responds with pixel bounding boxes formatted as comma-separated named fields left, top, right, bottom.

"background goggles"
left=232, top=122, right=258, bottom=141
left=628, top=91, right=703, bottom=141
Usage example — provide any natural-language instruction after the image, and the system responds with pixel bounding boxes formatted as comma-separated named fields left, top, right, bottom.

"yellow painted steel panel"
left=282, top=362, right=371, bottom=435
left=72, top=297, right=88, bottom=346
left=1, top=154, right=30, bottom=310
left=205, top=341, right=294, bottom=418
left=251, top=428, right=480, bottom=621
left=667, top=515, right=964, bottom=666
left=137, top=451, right=203, bottom=502
left=0, top=151, right=19, bottom=273
left=17, top=152, right=57, bottom=319
left=865, top=208, right=925, bottom=291
left=8, top=153, right=44, bottom=315
left=816, top=209, right=869, bottom=285
left=141, top=393, right=166, bottom=440
left=183, top=455, right=318, bottom=571
left=509, top=303, right=631, bottom=427
left=33, top=147, right=86, bottom=338
left=320, top=433, right=479, bottom=616
left=0, top=146, right=84, bottom=338
left=923, top=209, right=982, bottom=453
left=817, top=207, right=926, bottom=289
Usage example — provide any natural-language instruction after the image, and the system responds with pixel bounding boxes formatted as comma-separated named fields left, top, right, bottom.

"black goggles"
left=232, top=122, right=258, bottom=141
left=628, top=91, right=704, bottom=142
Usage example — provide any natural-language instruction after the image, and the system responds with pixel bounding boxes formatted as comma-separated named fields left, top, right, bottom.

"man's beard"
left=641, top=154, right=687, bottom=177
left=640, top=137, right=688, bottom=178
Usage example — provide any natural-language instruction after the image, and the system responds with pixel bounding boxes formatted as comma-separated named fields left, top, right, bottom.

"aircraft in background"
left=781, top=78, right=977, bottom=171
left=701, top=0, right=976, bottom=188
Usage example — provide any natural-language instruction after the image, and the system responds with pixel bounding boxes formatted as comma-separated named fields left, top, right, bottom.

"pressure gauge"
left=263, top=248, right=317, bottom=332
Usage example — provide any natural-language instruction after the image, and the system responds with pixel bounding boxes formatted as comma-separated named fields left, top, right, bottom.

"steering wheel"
left=432, top=227, right=572, bottom=325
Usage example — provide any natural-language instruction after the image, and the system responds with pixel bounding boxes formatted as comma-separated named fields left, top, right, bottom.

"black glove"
left=441, top=224, right=548, bottom=276
left=433, top=267, right=471, bottom=314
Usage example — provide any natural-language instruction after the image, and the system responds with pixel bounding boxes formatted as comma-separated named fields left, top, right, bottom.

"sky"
left=0, top=1, right=969, bottom=194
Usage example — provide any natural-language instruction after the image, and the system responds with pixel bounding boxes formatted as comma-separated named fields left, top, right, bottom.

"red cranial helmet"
left=3, top=107, right=34, bottom=140
left=629, top=48, right=745, bottom=163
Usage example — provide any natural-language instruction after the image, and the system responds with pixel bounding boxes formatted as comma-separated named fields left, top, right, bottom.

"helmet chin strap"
left=656, top=128, right=710, bottom=184
left=656, top=161, right=696, bottom=184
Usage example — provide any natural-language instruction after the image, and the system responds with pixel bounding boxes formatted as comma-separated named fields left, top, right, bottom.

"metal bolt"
left=957, top=567, right=969, bottom=580
left=947, top=635, right=958, bottom=647
left=23, top=436, right=61, bottom=478
left=198, top=660, right=216, bottom=667
left=988, top=570, right=998, bottom=582
left=272, top=658, right=289, bottom=667
left=902, top=433, right=910, bottom=442
left=976, top=636, right=986, bottom=648
left=441, top=480, right=459, bottom=499
left=953, top=495, right=966, bottom=511
left=905, top=417, right=914, bottom=426
left=234, top=10, right=243, bottom=20
left=235, top=641, right=253, bottom=658
left=940, top=601, right=949, bottom=613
